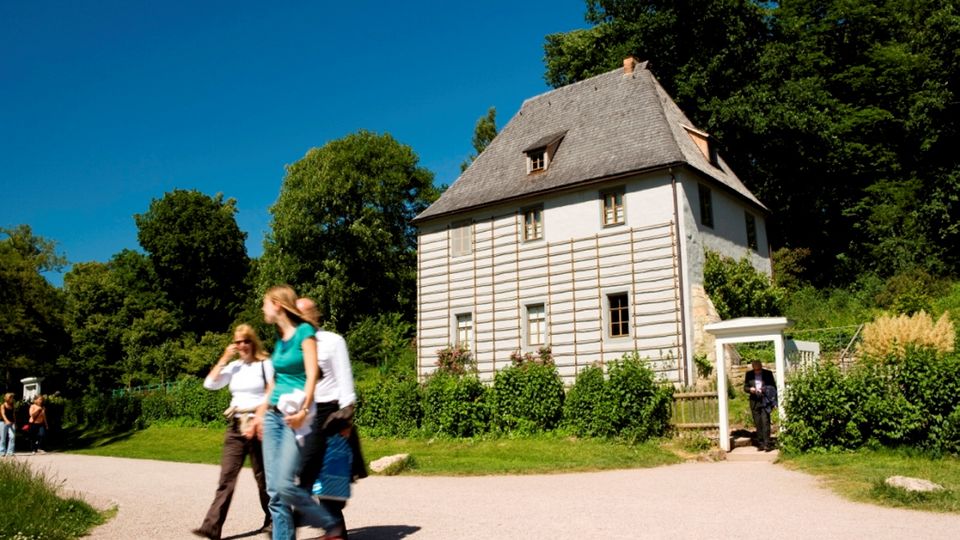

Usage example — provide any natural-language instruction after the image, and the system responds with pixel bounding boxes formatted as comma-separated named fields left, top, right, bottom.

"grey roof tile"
left=414, top=62, right=765, bottom=223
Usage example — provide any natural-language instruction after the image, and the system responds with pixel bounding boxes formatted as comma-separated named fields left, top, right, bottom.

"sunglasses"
left=233, top=339, right=252, bottom=345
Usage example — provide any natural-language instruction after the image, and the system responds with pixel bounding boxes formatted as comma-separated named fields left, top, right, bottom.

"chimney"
left=623, top=56, right=639, bottom=76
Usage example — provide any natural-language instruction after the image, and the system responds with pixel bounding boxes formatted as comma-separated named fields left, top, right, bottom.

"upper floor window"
left=526, top=304, right=546, bottom=346
left=608, top=293, right=630, bottom=338
left=527, top=148, right=546, bottom=173
left=523, top=207, right=543, bottom=241
left=698, top=184, right=714, bottom=228
left=745, top=212, right=758, bottom=251
left=456, top=313, right=473, bottom=349
left=601, top=189, right=625, bottom=227
left=450, top=221, right=473, bottom=257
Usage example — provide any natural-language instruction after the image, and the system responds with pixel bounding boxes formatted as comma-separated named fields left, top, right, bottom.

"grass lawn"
left=68, top=424, right=682, bottom=475
left=780, top=448, right=960, bottom=513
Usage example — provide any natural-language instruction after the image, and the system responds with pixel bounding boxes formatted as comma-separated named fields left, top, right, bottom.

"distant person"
left=192, top=324, right=274, bottom=540
left=295, top=297, right=367, bottom=535
left=27, top=395, right=48, bottom=454
left=1, top=393, right=16, bottom=456
left=743, top=361, right=777, bottom=451
left=253, top=285, right=344, bottom=540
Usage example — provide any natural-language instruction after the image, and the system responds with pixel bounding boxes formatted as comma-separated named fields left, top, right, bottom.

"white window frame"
left=522, top=206, right=543, bottom=242
left=454, top=312, right=474, bottom=350
left=524, top=303, right=547, bottom=347
left=450, top=220, right=473, bottom=257
left=527, top=148, right=547, bottom=174
left=600, top=188, right=626, bottom=227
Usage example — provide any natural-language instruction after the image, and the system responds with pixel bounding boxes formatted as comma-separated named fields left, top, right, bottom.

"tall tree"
left=135, top=189, right=250, bottom=335
left=0, top=225, right=68, bottom=392
left=460, top=107, right=498, bottom=172
left=260, top=130, right=440, bottom=331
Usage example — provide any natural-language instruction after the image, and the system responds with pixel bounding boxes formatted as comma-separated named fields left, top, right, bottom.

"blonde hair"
left=2, top=393, right=13, bottom=404
left=234, top=323, right=269, bottom=360
left=265, top=285, right=312, bottom=328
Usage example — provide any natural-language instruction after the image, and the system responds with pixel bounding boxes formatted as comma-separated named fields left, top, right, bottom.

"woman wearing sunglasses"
left=192, top=324, right=274, bottom=540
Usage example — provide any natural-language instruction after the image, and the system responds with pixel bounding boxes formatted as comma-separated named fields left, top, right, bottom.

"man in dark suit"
left=743, top=361, right=777, bottom=451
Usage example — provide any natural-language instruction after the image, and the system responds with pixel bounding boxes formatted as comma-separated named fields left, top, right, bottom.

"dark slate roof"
left=414, top=62, right=766, bottom=223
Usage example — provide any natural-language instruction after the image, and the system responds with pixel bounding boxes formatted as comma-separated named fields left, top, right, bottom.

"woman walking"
left=1, top=393, right=16, bottom=456
left=192, top=324, right=274, bottom=540
left=254, top=285, right=344, bottom=540
left=27, top=395, right=48, bottom=454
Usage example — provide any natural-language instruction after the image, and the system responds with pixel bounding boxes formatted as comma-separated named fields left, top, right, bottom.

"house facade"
left=412, top=59, right=770, bottom=386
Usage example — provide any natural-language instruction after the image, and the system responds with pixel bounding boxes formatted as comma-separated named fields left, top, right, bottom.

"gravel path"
left=20, top=452, right=960, bottom=539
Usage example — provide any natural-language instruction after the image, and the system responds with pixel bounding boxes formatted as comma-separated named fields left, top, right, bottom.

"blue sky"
left=1, top=1, right=588, bottom=285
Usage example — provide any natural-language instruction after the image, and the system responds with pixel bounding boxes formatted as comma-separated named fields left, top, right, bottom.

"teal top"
left=269, top=322, right=316, bottom=405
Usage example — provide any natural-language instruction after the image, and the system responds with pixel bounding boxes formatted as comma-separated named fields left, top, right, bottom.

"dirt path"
left=21, top=452, right=960, bottom=539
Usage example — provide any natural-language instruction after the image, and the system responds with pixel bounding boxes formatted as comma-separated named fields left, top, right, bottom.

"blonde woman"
left=192, top=324, right=274, bottom=540
left=1, top=393, right=15, bottom=456
left=27, top=395, right=48, bottom=454
left=255, top=285, right=343, bottom=540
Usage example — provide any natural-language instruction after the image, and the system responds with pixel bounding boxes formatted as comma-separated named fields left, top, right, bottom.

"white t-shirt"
left=313, top=330, right=356, bottom=409
left=204, top=359, right=274, bottom=413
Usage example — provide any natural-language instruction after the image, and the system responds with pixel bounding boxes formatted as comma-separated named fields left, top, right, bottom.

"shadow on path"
left=346, top=525, right=422, bottom=539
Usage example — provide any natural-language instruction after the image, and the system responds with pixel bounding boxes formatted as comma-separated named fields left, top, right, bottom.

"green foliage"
left=0, top=225, right=68, bottom=393
left=434, top=344, right=473, bottom=375
left=693, top=353, right=713, bottom=379
left=260, top=130, right=440, bottom=331
left=492, top=359, right=565, bottom=433
left=771, top=247, right=811, bottom=291
left=355, top=373, right=422, bottom=437
left=874, top=268, right=948, bottom=315
left=704, top=251, right=784, bottom=319
left=345, top=312, right=416, bottom=374
left=135, top=189, right=249, bottom=335
left=460, top=107, right=498, bottom=171
left=0, top=459, right=103, bottom=539
left=782, top=349, right=960, bottom=454
left=421, top=371, right=490, bottom=438
left=562, top=353, right=673, bottom=442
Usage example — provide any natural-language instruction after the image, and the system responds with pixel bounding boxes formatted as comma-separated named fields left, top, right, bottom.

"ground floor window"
left=608, top=293, right=630, bottom=338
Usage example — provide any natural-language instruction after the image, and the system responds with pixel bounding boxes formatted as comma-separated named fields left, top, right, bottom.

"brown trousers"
left=198, top=420, right=271, bottom=538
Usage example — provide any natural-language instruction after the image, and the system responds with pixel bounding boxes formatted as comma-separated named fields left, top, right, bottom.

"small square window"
left=601, top=190, right=625, bottom=226
left=526, top=304, right=546, bottom=346
left=698, top=184, right=714, bottom=228
left=450, top=221, right=473, bottom=257
left=456, top=313, right=473, bottom=349
left=528, top=149, right=546, bottom=173
left=523, top=207, right=543, bottom=241
left=608, top=293, right=630, bottom=338
left=745, top=212, right=758, bottom=251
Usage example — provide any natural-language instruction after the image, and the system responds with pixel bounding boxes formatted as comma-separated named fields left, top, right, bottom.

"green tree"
left=135, top=189, right=250, bottom=335
left=260, top=130, right=440, bottom=331
left=0, top=226, right=68, bottom=392
left=460, top=107, right=498, bottom=172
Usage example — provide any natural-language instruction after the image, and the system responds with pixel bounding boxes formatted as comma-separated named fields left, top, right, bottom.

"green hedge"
left=562, top=353, right=673, bottom=442
left=782, top=348, right=960, bottom=453
left=492, top=362, right=565, bottom=433
left=421, top=371, right=490, bottom=437
left=355, top=373, right=422, bottom=436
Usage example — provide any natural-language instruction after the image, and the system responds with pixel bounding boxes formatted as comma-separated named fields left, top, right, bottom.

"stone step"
left=726, top=446, right=779, bottom=463
left=731, top=436, right=753, bottom=449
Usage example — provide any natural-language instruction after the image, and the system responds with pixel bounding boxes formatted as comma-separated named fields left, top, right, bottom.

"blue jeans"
left=0, top=423, right=14, bottom=455
left=262, top=409, right=341, bottom=540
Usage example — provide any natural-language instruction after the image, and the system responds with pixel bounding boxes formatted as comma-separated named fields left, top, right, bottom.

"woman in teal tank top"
left=253, top=285, right=343, bottom=540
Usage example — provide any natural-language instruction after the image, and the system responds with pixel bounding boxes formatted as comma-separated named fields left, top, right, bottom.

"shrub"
left=168, top=377, right=230, bottom=425
left=421, top=371, right=490, bottom=437
left=779, top=361, right=862, bottom=452
left=704, top=251, right=784, bottom=319
left=859, top=311, right=954, bottom=360
left=435, top=344, right=473, bottom=375
left=346, top=312, right=416, bottom=374
left=492, top=359, right=565, bottom=433
left=562, top=353, right=673, bottom=442
left=355, top=373, right=422, bottom=436
left=874, top=268, right=946, bottom=315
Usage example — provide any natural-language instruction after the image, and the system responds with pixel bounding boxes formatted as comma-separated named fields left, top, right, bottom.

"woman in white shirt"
left=192, top=324, right=274, bottom=540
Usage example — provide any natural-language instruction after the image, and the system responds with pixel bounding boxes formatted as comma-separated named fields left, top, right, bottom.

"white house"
left=412, top=58, right=771, bottom=386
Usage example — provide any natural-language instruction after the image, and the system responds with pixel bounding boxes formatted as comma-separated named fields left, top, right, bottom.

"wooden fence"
left=671, top=391, right=719, bottom=429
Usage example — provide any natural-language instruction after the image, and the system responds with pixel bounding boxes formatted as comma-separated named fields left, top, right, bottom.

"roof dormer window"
left=681, top=124, right=719, bottom=168
left=523, top=131, right=566, bottom=175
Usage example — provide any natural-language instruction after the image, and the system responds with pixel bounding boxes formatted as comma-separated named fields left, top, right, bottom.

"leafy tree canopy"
left=260, top=130, right=440, bottom=331
left=461, top=107, right=498, bottom=172
left=135, top=189, right=250, bottom=335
